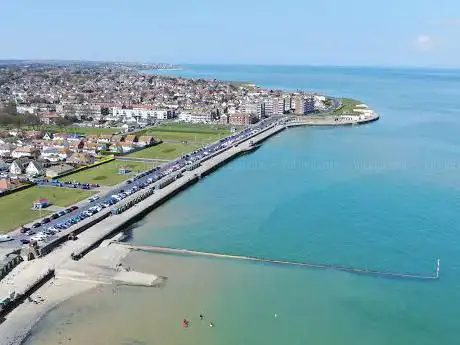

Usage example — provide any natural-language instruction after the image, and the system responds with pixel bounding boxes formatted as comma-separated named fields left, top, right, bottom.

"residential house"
left=25, top=161, right=45, bottom=177
left=24, top=131, right=43, bottom=140
left=49, top=139, right=69, bottom=150
left=0, top=177, right=20, bottom=191
left=82, top=142, right=98, bottom=155
left=67, top=134, right=83, bottom=142
left=97, top=134, right=113, bottom=143
left=67, top=140, right=85, bottom=152
left=41, top=147, right=70, bottom=162
left=45, top=164, right=74, bottom=178
left=9, top=158, right=31, bottom=175
left=40, top=112, right=60, bottom=125
left=111, top=135, right=125, bottom=144
left=11, top=146, right=40, bottom=159
left=0, top=159, right=9, bottom=171
left=58, top=148, right=72, bottom=161
left=96, top=142, right=109, bottom=152
left=124, top=135, right=138, bottom=144
left=42, top=133, right=53, bottom=140
left=137, top=136, right=156, bottom=147
left=53, top=133, right=69, bottom=141
left=121, top=135, right=138, bottom=153
left=0, top=144, right=15, bottom=158
left=86, top=134, right=99, bottom=143
left=109, top=143, right=123, bottom=154
left=67, top=152, right=96, bottom=166
left=8, top=129, right=23, bottom=137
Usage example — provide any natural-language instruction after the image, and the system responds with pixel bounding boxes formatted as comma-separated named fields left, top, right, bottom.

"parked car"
left=32, top=222, right=41, bottom=228
left=20, top=239, right=30, bottom=244
left=51, top=213, right=60, bottom=219
left=70, top=206, right=79, bottom=211
left=88, top=196, right=100, bottom=203
left=41, top=217, right=51, bottom=224
left=20, top=226, right=31, bottom=234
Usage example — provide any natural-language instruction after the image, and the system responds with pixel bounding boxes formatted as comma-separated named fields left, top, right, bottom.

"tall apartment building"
left=293, top=96, right=316, bottom=115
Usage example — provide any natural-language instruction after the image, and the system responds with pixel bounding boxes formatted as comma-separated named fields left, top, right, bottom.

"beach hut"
left=33, top=198, right=49, bottom=209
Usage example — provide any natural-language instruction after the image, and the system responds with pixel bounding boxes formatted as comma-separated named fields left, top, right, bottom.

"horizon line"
left=1, top=58, right=459, bottom=70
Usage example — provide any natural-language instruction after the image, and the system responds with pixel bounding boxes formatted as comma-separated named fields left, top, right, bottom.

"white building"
left=178, top=112, right=212, bottom=123
left=26, top=161, right=44, bottom=177
left=110, top=107, right=174, bottom=124
left=16, top=105, right=37, bottom=115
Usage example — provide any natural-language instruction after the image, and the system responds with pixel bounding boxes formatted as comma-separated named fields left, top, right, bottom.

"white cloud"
left=415, top=35, right=433, bottom=51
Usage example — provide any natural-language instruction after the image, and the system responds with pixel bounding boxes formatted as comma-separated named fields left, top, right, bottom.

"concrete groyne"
left=116, top=244, right=440, bottom=281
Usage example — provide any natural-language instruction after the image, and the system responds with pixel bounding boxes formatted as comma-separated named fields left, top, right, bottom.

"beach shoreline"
left=1, top=244, right=142, bottom=345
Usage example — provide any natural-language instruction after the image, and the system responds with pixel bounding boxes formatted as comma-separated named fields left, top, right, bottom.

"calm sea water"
left=26, top=65, right=460, bottom=345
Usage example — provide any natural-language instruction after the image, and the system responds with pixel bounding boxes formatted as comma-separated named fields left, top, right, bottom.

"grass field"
left=128, top=143, right=202, bottom=160
left=0, top=187, right=95, bottom=234
left=61, top=160, right=153, bottom=186
left=333, top=98, right=363, bottom=115
left=135, top=123, right=232, bottom=144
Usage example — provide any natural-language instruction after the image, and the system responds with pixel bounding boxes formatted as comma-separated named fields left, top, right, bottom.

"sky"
left=1, top=0, right=460, bottom=67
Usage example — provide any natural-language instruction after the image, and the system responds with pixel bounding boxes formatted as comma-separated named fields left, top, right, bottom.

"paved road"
left=0, top=117, right=282, bottom=251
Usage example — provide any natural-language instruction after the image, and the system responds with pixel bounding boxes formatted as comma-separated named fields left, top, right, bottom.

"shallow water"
left=24, top=65, right=460, bottom=345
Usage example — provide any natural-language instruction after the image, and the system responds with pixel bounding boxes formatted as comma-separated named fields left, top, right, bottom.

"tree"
left=55, top=117, right=73, bottom=128
left=4, top=101, right=17, bottom=116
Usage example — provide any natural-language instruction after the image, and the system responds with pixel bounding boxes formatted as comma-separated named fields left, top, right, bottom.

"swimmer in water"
left=200, top=314, right=204, bottom=320
left=209, top=322, right=214, bottom=328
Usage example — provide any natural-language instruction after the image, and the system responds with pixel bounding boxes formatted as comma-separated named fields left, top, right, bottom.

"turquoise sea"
left=26, top=65, right=460, bottom=345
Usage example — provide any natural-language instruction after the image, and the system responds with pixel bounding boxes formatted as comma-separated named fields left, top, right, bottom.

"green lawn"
left=61, top=160, right=154, bottom=186
left=128, top=143, right=202, bottom=160
left=0, top=187, right=95, bottom=234
left=135, top=123, right=232, bottom=143
left=333, top=98, right=363, bottom=115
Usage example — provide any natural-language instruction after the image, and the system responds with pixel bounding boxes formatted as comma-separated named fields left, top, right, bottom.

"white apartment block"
left=178, top=112, right=212, bottom=123
left=109, top=107, right=174, bottom=124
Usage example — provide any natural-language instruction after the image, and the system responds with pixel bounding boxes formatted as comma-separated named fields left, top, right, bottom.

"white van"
left=0, top=235, right=12, bottom=242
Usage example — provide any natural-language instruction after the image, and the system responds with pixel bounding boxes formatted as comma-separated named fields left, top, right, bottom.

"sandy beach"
left=0, top=242, right=150, bottom=345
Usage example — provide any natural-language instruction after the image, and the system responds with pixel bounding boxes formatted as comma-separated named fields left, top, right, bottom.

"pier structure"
left=286, top=113, right=379, bottom=127
left=115, top=243, right=440, bottom=281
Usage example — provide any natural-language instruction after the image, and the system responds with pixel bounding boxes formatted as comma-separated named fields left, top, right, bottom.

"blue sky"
left=1, top=0, right=460, bottom=67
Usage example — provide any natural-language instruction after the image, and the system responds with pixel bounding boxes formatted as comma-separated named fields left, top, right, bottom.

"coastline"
left=0, top=113, right=380, bottom=345
left=2, top=244, right=134, bottom=345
